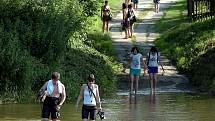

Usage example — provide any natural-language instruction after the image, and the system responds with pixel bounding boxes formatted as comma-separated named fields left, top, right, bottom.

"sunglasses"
left=89, top=79, right=95, bottom=82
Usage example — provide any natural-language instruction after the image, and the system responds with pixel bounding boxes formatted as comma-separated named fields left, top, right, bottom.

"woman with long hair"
left=146, top=46, right=164, bottom=94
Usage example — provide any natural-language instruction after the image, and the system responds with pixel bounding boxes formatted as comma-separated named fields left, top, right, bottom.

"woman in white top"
left=76, top=74, right=102, bottom=121
left=146, top=46, right=164, bottom=94
left=128, top=47, right=147, bottom=95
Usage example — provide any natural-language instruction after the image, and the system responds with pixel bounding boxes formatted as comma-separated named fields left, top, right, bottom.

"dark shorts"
left=148, top=67, right=158, bottom=74
left=154, top=0, right=160, bottom=4
left=133, top=0, right=139, bottom=4
left=82, top=105, right=97, bottom=120
left=103, top=15, right=110, bottom=22
left=42, top=97, right=60, bottom=119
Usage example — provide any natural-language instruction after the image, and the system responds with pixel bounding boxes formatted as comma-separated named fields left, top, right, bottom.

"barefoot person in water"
left=146, top=46, right=164, bottom=94
left=128, top=47, right=147, bottom=95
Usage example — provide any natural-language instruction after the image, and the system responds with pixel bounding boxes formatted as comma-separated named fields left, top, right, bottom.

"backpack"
left=147, top=52, right=159, bottom=66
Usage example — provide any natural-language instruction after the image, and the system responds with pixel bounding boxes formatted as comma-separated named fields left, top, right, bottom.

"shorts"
left=154, top=0, right=160, bottom=4
left=133, top=0, right=139, bottom=4
left=42, top=97, right=60, bottom=119
left=82, top=105, right=97, bottom=120
left=148, top=67, right=158, bottom=74
left=130, top=68, right=141, bottom=76
left=103, top=15, right=111, bottom=22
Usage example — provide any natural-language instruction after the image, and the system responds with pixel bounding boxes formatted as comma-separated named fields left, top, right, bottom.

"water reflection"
left=1, top=93, right=215, bottom=121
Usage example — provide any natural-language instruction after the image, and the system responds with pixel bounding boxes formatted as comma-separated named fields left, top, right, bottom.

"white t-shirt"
left=147, top=52, right=160, bottom=67
left=130, top=53, right=142, bottom=69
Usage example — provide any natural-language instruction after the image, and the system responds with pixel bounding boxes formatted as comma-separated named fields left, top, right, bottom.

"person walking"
left=101, top=0, right=111, bottom=33
left=132, top=0, right=139, bottom=11
left=76, top=74, right=102, bottom=121
left=128, top=47, right=147, bottom=95
left=146, top=46, right=164, bottom=94
left=39, top=72, right=66, bottom=121
left=154, top=0, right=160, bottom=13
left=128, top=4, right=136, bottom=38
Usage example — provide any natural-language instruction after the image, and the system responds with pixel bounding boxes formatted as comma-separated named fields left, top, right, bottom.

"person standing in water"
left=128, top=47, right=147, bottom=95
left=146, top=46, right=164, bottom=94
left=39, top=72, right=66, bottom=121
left=76, top=74, right=102, bottom=121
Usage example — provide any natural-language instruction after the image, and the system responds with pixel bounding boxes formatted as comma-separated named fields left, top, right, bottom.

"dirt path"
left=110, top=0, right=191, bottom=92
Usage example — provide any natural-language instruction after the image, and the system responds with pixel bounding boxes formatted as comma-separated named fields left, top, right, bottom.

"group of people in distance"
left=122, top=1, right=137, bottom=39
left=101, top=0, right=161, bottom=34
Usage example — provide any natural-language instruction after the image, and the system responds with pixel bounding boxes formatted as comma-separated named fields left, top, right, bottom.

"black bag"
left=97, top=110, right=106, bottom=120
left=131, top=15, right=137, bottom=22
left=36, top=89, right=46, bottom=102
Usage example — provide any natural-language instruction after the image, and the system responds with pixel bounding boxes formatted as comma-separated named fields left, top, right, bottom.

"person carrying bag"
left=76, top=74, right=106, bottom=121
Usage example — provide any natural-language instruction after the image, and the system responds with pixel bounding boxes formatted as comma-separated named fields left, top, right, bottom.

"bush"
left=0, top=0, right=122, bottom=102
left=155, top=18, right=215, bottom=93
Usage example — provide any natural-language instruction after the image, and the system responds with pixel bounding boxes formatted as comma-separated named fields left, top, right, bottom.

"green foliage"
left=155, top=0, right=215, bottom=93
left=155, top=2, right=215, bottom=93
left=78, top=0, right=103, bottom=16
left=0, top=0, right=122, bottom=102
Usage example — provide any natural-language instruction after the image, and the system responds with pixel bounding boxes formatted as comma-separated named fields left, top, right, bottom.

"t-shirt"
left=130, top=53, right=142, bottom=69
left=147, top=52, right=160, bottom=67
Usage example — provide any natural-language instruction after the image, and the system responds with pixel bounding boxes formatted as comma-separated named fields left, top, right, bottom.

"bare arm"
left=59, top=85, right=66, bottom=106
left=95, top=85, right=101, bottom=109
left=76, top=85, right=84, bottom=107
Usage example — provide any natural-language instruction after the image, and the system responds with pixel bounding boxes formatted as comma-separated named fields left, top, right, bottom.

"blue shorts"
left=148, top=67, right=158, bottom=74
left=130, top=68, right=141, bottom=76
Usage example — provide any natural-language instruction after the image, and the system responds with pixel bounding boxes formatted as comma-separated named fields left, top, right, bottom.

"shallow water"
left=0, top=91, right=215, bottom=121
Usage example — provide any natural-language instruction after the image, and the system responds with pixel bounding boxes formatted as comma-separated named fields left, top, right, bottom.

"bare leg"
left=154, top=4, right=156, bottom=12
left=153, top=73, right=158, bottom=93
left=157, top=4, right=160, bottom=13
left=130, top=74, right=134, bottom=94
left=149, top=73, right=154, bottom=94
left=124, top=29, right=128, bottom=38
left=102, top=21, right=105, bottom=33
left=106, top=21, right=109, bottom=32
left=130, top=25, right=133, bottom=37
left=52, top=119, right=60, bottom=121
left=135, top=76, right=139, bottom=95
left=42, top=118, right=49, bottom=121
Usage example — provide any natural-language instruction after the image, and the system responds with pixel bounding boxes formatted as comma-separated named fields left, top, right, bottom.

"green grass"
left=154, top=0, right=215, bottom=94
left=155, top=0, right=188, bottom=33
left=109, top=0, right=124, bottom=14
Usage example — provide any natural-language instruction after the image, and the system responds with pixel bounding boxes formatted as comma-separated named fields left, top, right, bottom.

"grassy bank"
left=155, top=0, right=215, bottom=93
left=0, top=0, right=123, bottom=103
